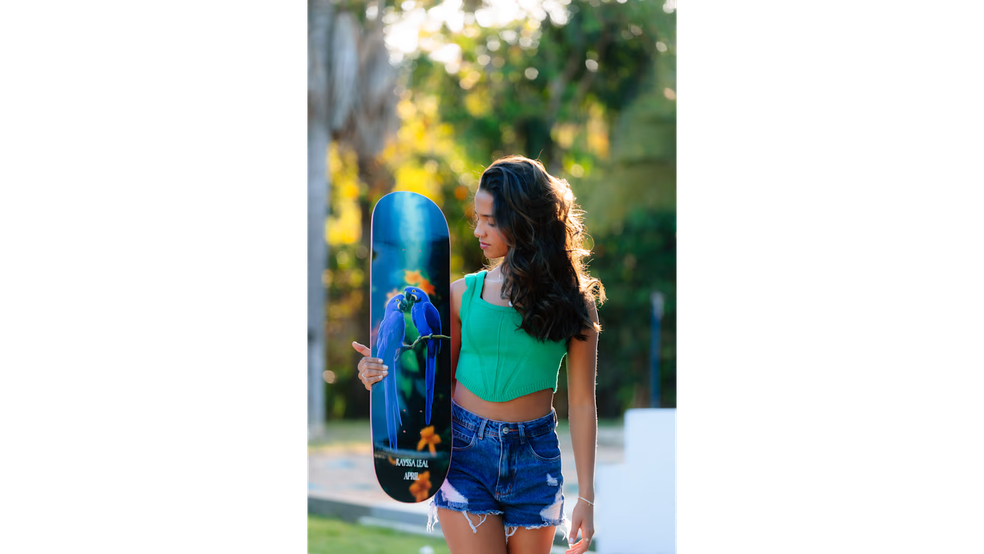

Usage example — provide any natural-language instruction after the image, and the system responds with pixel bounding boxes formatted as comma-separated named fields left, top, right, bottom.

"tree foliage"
left=324, top=0, right=677, bottom=418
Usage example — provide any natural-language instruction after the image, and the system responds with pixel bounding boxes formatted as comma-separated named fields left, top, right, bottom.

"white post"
left=596, top=408, right=676, bottom=553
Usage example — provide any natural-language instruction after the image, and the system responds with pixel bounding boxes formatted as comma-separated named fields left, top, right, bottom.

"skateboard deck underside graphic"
left=369, top=191, right=452, bottom=503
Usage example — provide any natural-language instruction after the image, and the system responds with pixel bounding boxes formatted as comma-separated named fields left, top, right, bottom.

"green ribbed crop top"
left=455, top=270, right=568, bottom=402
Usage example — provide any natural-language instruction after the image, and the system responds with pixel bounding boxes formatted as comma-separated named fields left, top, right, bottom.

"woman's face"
left=473, top=189, right=509, bottom=259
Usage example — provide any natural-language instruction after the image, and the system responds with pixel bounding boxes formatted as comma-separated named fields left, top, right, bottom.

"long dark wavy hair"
left=477, top=155, right=605, bottom=343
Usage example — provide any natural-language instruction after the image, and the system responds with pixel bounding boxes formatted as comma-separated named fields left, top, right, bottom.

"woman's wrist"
left=577, top=487, right=595, bottom=502
left=576, top=486, right=594, bottom=501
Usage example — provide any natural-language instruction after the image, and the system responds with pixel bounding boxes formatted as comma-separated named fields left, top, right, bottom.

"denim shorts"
left=428, top=400, right=567, bottom=536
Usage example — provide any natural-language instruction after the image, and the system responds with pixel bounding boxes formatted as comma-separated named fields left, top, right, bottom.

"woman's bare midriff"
left=453, top=382, right=555, bottom=422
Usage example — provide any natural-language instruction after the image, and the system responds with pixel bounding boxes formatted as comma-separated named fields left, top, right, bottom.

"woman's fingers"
left=361, top=367, right=388, bottom=390
left=568, top=516, right=582, bottom=544
left=360, top=360, right=388, bottom=374
left=353, top=342, right=389, bottom=390
left=351, top=341, right=370, bottom=356
left=565, top=536, right=591, bottom=554
left=565, top=508, right=594, bottom=554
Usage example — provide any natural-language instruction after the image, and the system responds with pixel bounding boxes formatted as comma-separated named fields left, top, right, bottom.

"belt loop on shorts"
left=477, top=417, right=488, bottom=440
left=518, top=422, right=527, bottom=442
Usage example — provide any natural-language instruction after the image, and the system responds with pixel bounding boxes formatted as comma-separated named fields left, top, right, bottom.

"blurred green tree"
left=323, top=0, right=676, bottom=418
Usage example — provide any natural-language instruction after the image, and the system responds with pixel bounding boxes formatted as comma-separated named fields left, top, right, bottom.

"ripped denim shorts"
left=428, top=399, right=567, bottom=537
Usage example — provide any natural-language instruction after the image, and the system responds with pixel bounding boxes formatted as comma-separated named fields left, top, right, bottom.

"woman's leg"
left=438, top=508, right=507, bottom=554
left=504, top=525, right=557, bottom=554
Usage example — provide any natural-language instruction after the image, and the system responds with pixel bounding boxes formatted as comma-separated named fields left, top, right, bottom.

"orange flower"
left=409, top=471, right=432, bottom=502
left=416, top=278, right=435, bottom=297
left=404, top=270, right=424, bottom=285
left=416, top=426, right=442, bottom=455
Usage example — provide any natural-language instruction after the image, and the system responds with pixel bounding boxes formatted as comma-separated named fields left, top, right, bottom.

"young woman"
left=352, top=156, right=604, bottom=554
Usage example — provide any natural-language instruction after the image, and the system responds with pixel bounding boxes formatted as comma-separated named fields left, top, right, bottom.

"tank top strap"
left=461, top=270, right=486, bottom=319
left=472, top=270, right=486, bottom=300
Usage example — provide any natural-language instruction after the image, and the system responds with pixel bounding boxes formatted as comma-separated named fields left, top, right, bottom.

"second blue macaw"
left=375, top=294, right=405, bottom=450
left=404, top=286, right=441, bottom=425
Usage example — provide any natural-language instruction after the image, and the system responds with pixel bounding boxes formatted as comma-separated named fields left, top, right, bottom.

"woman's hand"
left=565, top=499, right=594, bottom=554
left=351, top=341, right=388, bottom=391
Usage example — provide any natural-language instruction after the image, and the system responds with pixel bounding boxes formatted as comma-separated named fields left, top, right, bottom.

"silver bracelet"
left=578, top=496, right=594, bottom=506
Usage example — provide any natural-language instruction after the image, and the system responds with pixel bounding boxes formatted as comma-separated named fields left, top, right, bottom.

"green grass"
left=308, top=515, right=450, bottom=554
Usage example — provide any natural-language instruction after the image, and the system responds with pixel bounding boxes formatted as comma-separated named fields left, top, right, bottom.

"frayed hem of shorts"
left=427, top=499, right=505, bottom=533
left=503, top=515, right=569, bottom=544
left=503, top=519, right=565, bottom=532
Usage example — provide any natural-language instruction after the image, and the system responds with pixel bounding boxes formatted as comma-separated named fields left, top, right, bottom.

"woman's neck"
left=482, top=267, right=513, bottom=307
left=487, top=263, right=509, bottom=282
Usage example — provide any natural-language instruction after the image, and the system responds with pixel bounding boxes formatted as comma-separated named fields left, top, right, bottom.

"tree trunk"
left=308, top=1, right=362, bottom=433
left=308, top=0, right=333, bottom=436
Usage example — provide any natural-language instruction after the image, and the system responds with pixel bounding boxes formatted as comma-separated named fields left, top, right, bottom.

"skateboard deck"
left=369, top=191, right=452, bottom=503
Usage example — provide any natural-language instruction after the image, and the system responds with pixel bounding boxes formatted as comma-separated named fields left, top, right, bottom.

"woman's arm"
left=449, top=278, right=465, bottom=396
left=565, top=301, right=599, bottom=551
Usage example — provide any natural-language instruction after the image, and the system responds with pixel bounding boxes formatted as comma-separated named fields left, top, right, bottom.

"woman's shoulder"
left=456, top=270, right=486, bottom=289
left=450, top=274, right=478, bottom=304
left=451, top=271, right=487, bottom=312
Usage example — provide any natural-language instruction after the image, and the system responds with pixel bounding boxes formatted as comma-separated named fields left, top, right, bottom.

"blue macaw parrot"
left=404, top=286, right=441, bottom=425
left=374, top=294, right=405, bottom=450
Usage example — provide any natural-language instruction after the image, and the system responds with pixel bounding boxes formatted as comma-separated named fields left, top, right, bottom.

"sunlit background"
left=310, top=0, right=674, bottom=432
